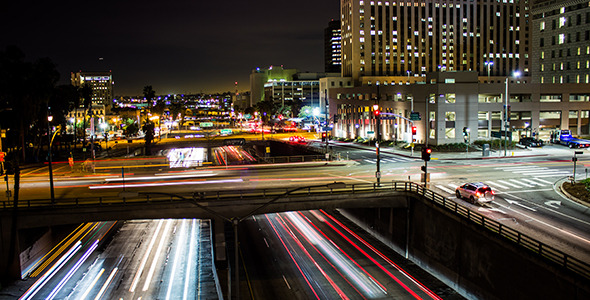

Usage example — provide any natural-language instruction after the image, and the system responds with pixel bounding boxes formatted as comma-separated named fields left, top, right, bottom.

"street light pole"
left=47, top=113, right=55, bottom=203
left=504, top=71, right=521, bottom=156
left=325, top=89, right=329, bottom=158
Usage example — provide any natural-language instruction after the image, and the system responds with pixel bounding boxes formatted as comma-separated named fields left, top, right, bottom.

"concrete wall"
left=341, top=196, right=590, bottom=300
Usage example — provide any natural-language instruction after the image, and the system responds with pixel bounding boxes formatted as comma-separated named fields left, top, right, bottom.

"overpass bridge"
left=1, top=181, right=589, bottom=299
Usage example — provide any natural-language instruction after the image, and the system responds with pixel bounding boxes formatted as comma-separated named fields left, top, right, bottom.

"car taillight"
left=476, top=192, right=482, bottom=197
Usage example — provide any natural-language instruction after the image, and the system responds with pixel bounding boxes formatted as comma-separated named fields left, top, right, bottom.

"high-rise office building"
left=531, top=0, right=590, bottom=84
left=325, top=19, right=342, bottom=73
left=71, top=71, right=114, bottom=107
left=340, top=0, right=531, bottom=85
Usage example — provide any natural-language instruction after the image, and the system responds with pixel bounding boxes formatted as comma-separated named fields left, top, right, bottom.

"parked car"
left=455, top=182, right=495, bottom=204
left=519, top=137, right=544, bottom=147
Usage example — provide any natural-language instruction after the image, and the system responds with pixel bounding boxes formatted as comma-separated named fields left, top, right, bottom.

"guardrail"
left=2, top=181, right=588, bottom=280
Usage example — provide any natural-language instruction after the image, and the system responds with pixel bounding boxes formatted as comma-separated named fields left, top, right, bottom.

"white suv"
left=455, top=182, right=495, bottom=204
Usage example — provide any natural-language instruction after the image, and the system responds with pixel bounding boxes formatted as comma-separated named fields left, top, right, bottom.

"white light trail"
left=89, top=178, right=243, bottom=189
left=129, top=219, right=164, bottom=293
left=79, top=268, right=104, bottom=300
left=47, top=240, right=100, bottom=300
left=142, top=219, right=173, bottom=291
left=187, top=219, right=200, bottom=300
left=20, top=241, right=82, bottom=300
left=166, top=219, right=187, bottom=299
left=94, top=267, right=118, bottom=300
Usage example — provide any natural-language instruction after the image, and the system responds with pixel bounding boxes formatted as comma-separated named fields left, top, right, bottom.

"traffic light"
left=411, top=126, right=417, bottom=135
left=321, top=132, right=327, bottom=142
left=421, top=147, right=432, bottom=161
left=373, top=104, right=380, bottom=116
left=421, top=165, right=426, bottom=172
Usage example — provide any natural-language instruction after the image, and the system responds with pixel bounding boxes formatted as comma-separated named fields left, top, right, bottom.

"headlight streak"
left=19, top=241, right=82, bottom=300
left=88, top=178, right=243, bottom=189
left=320, top=210, right=442, bottom=300
left=166, top=219, right=187, bottom=299
left=142, top=219, right=173, bottom=292
left=129, top=219, right=165, bottom=293
left=284, top=211, right=386, bottom=298
left=264, top=214, right=321, bottom=300
left=79, top=268, right=104, bottom=300
left=282, top=213, right=371, bottom=299
left=185, top=219, right=199, bottom=300
left=274, top=214, right=350, bottom=300
left=104, top=173, right=216, bottom=182
left=26, top=223, right=88, bottom=278
left=94, top=266, right=118, bottom=300
left=47, top=239, right=100, bottom=300
left=299, top=211, right=387, bottom=292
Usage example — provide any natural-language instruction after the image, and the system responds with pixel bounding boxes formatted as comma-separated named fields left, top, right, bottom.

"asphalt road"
left=9, top=219, right=218, bottom=300
left=240, top=210, right=463, bottom=299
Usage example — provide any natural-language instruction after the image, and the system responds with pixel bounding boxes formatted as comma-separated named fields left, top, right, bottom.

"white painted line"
left=364, top=159, right=376, bottom=164
left=534, top=174, right=572, bottom=178
left=486, top=180, right=510, bottom=189
left=532, top=177, right=553, bottom=185
left=512, top=170, right=570, bottom=175
left=509, top=179, right=533, bottom=188
left=435, top=185, right=455, bottom=194
left=520, top=178, right=546, bottom=186
left=447, top=183, right=459, bottom=189
left=497, top=180, right=522, bottom=188
left=496, top=166, right=545, bottom=171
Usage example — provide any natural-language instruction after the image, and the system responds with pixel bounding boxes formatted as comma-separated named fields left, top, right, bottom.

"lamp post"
left=504, top=71, right=521, bottom=156
left=485, top=61, right=494, bottom=81
left=47, top=114, right=55, bottom=203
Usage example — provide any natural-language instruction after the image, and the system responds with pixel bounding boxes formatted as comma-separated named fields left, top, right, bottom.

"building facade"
left=325, top=19, right=342, bottom=73
left=531, top=0, right=590, bottom=84
left=340, top=0, right=531, bottom=85
left=330, top=72, right=590, bottom=145
left=71, top=71, right=114, bottom=107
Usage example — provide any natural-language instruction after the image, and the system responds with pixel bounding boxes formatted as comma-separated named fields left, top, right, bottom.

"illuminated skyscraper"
left=340, top=0, right=531, bottom=85
left=325, top=19, right=342, bottom=73
left=531, top=0, right=590, bottom=84
left=71, top=71, right=114, bottom=107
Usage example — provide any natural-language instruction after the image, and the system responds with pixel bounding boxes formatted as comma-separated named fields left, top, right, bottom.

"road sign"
left=223, top=138, right=245, bottom=146
left=367, top=131, right=375, bottom=134
left=200, top=122, right=214, bottom=128
left=410, top=112, right=421, bottom=121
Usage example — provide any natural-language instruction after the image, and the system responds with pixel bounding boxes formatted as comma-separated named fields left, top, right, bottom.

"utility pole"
left=325, top=89, right=329, bottom=159
left=374, top=85, right=381, bottom=186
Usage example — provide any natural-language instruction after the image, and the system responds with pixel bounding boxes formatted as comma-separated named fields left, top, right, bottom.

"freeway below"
left=9, top=219, right=218, bottom=300
left=240, top=209, right=462, bottom=299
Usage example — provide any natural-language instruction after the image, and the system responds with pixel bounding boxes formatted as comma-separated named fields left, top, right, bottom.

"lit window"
left=559, top=17, right=567, bottom=27
left=559, top=34, right=565, bottom=44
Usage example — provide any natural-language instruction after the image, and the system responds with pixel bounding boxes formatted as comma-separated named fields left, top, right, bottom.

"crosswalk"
left=363, top=156, right=414, bottom=164
left=494, top=165, right=571, bottom=178
left=435, top=177, right=554, bottom=196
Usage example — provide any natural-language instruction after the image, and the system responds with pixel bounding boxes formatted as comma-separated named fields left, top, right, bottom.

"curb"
left=559, top=181, right=590, bottom=209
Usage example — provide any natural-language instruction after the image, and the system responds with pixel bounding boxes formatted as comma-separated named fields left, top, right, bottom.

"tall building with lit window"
left=325, top=19, right=342, bottom=73
left=531, top=0, right=590, bottom=84
left=340, top=0, right=531, bottom=85
left=71, top=71, right=114, bottom=107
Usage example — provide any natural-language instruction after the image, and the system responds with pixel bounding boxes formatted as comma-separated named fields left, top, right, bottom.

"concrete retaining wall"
left=341, top=196, right=590, bottom=299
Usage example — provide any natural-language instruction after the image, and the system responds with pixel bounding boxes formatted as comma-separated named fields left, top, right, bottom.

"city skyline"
left=1, top=0, right=339, bottom=96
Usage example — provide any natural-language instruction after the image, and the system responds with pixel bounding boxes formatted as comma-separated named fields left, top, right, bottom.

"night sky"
left=1, top=0, right=340, bottom=96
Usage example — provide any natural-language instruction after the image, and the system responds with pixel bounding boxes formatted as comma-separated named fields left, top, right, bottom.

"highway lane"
left=240, top=209, right=463, bottom=299
left=17, top=219, right=217, bottom=300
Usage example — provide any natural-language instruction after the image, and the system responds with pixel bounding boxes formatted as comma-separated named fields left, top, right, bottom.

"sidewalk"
left=329, top=140, right=585, bottom=161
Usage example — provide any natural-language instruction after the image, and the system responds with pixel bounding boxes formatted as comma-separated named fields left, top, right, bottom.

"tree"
left=142, top=119, right=155, bottom=156
left=80, top=83, right=92, bottom=145
left=0, top=46, right=59, bottom=162
left=143, top=85, right=156, bottom=105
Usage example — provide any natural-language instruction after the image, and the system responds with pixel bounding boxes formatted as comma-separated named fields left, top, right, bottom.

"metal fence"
left=2, top=180, right=588, bottom=280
